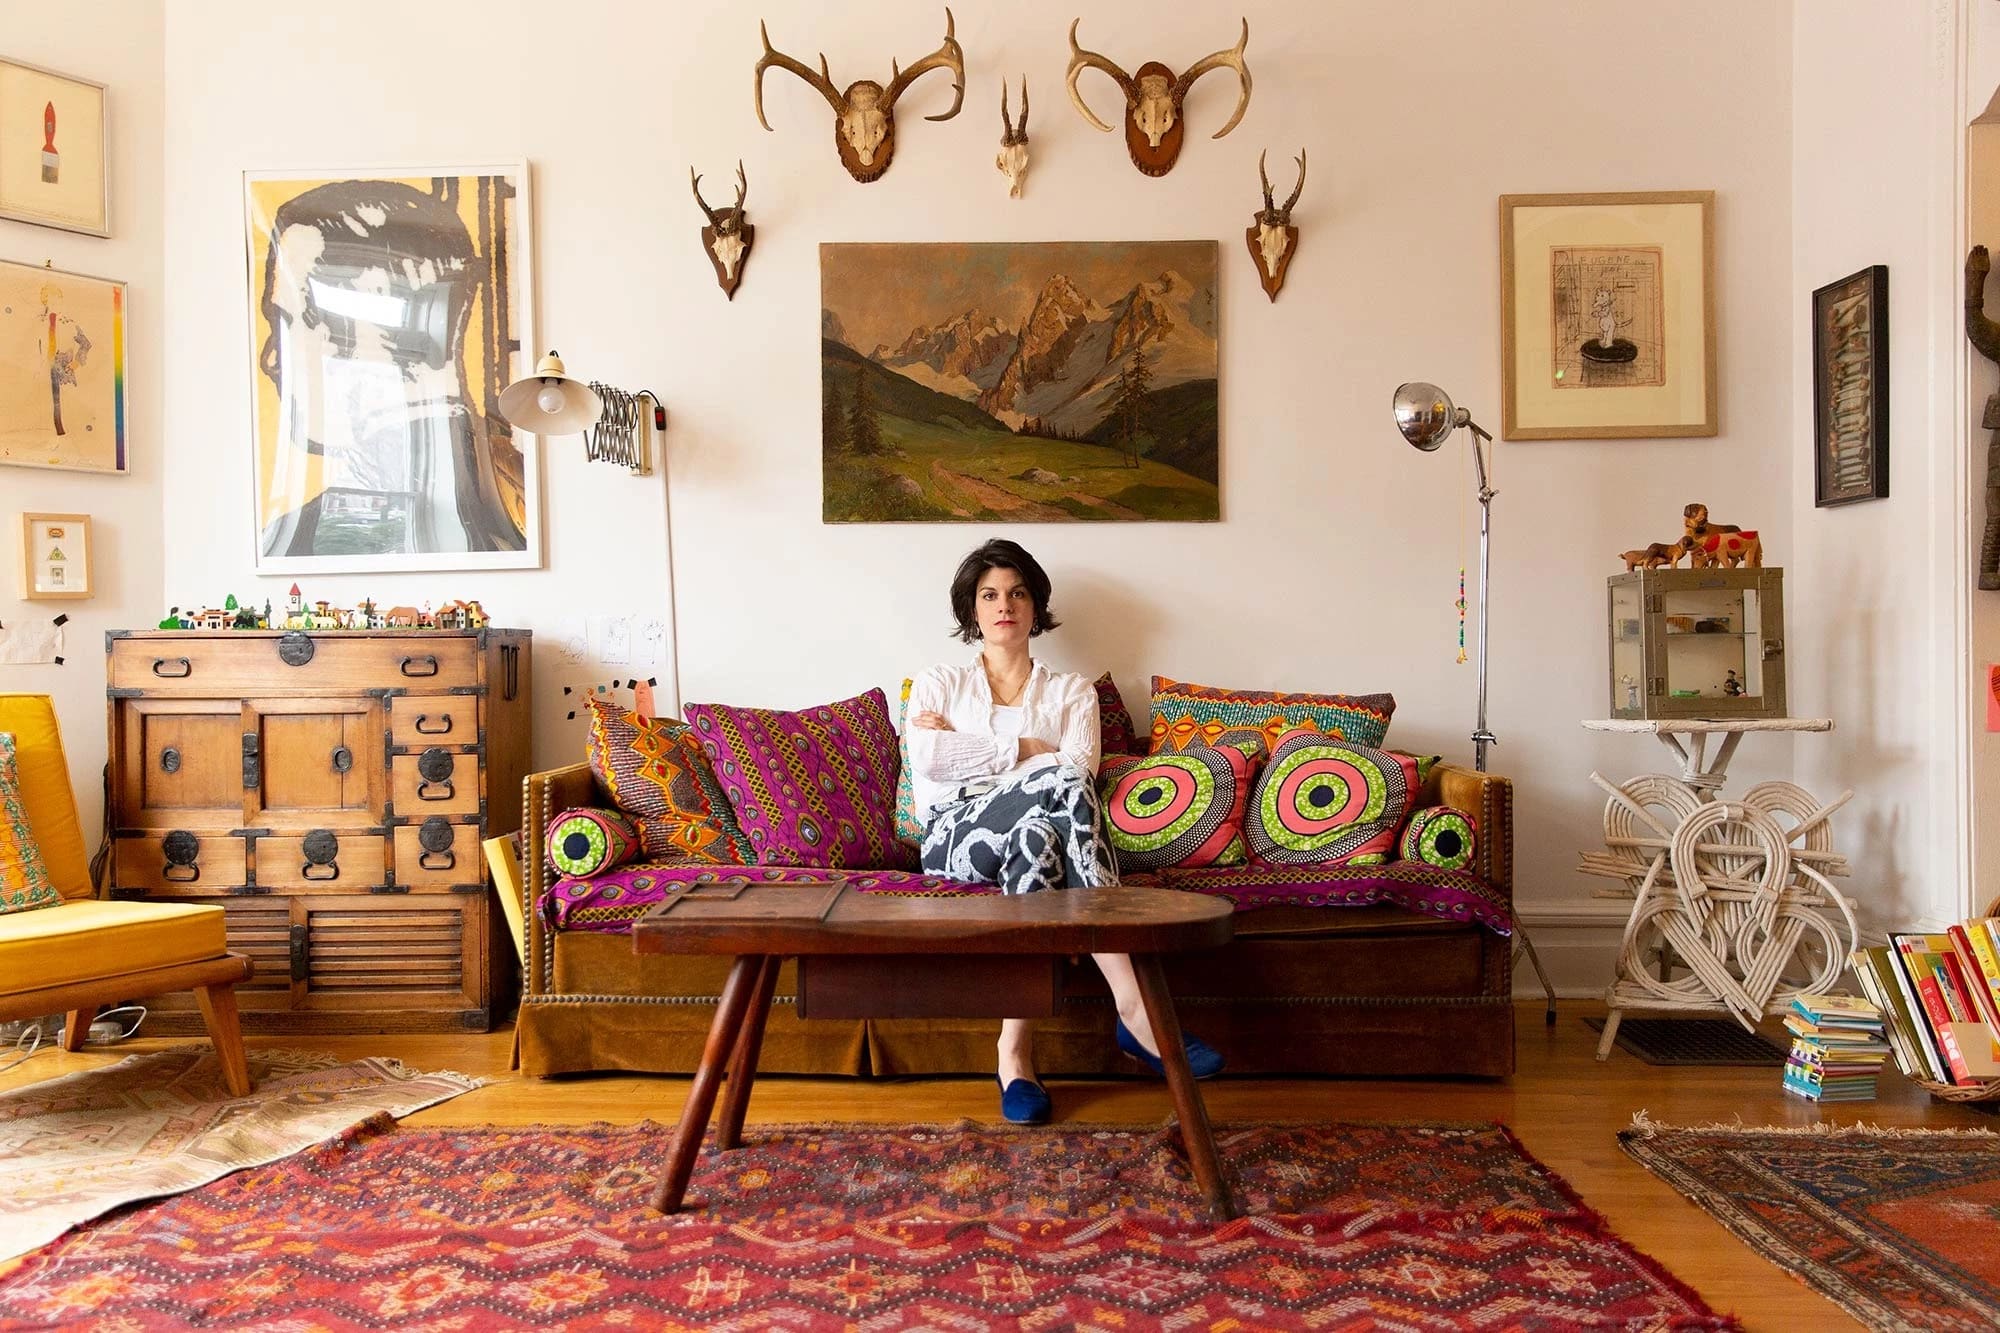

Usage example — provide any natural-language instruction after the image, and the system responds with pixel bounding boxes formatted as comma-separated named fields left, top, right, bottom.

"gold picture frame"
left=0, top=56, right=108, bottom=237
left=1500, top=191, right=1716, bottom=440
left=20, top=511, right=92, bottom=600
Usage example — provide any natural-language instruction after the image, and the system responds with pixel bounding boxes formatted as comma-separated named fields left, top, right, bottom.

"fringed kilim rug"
left=0, top=1046, right=483, bottom=1266
left=0, top=1118, right=1736, bottom=1330
left=1621, top=1113, right=2000, bottom=1333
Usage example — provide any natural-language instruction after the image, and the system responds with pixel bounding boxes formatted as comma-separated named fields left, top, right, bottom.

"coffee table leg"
left=715, top=953, right=782, bottom=1151
left=650, top=953, right=763, bottom=1213
left=1132, top=953, right=1236, bottom=1221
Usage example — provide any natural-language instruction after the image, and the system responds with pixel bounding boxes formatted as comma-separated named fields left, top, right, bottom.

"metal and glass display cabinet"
left=1607, top=567, right=1786, bottom=720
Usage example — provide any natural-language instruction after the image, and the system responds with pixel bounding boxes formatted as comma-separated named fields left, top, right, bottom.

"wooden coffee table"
left=631, top=879, right=1237, bottom=1218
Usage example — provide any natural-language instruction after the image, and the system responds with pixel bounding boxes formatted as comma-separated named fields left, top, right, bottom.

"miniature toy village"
left=157, top=585, right=489, bottom=632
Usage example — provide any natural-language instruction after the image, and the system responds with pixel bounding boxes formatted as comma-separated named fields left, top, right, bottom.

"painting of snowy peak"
left=820, top=241, right=1219, bottom=522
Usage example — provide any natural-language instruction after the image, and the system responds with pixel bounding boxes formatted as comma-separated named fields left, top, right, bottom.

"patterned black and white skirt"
left=919, top=761, right=1119, bottom=895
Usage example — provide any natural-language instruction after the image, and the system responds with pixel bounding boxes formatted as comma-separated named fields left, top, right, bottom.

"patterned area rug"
left=0, top=1046, right=482, bottom=1266
left=0, top=1118, right=1736, bottom=1330
left=1621, top=1113, right=2000, bottom=1332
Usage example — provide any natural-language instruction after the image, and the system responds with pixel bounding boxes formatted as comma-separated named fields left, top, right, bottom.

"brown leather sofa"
left=515, top=760, right=1516, bottom=1081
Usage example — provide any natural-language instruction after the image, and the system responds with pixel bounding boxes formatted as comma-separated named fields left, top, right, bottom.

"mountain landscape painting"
left=821, top=241, right=1219, bottom=522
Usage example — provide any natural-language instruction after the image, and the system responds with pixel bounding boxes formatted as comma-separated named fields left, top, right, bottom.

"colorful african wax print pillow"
left=686, top=688, right=914, bottom=870
left=584, top=698, right=752, bottom=864
left=1401, top=805, right=1478, bottom=872
left=0, top=733, right=60, bottom=915
left=893, top=671, right=1139, bottom=844
left=1148, top=675, right=1395, bottom=755
left=546, top=807, right=643, bottom=879
left=1098, top=733, right=1264, bottom=872
left=1246, top=731, right=1419, bottom=867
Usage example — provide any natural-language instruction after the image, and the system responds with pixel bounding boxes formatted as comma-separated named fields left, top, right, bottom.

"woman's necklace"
left=984, top=658, right=1029, bottom=707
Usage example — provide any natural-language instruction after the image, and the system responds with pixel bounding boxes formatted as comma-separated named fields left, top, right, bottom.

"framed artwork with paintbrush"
left=0, top=56, right=107, bottom=237
left=1811, top=265, right=1889, bottom=507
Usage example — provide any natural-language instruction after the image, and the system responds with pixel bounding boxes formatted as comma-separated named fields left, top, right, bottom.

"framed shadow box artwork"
left=0, top=56, right=107, bottom=236
left=1811, top=265, right=1888, bottom=507
left=20, top=512, right=92, bottom=599
left=1500, top=191, right=1716, bottom=440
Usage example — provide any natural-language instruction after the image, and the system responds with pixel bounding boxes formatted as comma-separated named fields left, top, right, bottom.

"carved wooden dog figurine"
left=1680, top=530, right=1763, bottom=569
left=1619, top=542, right=1681, bottom=571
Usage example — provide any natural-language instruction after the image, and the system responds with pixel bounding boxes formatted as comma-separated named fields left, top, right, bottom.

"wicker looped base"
left=1916, top=1077, right=2000, bottom=1103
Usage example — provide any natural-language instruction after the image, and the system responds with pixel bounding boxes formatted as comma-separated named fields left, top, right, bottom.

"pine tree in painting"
left=848, top=366, right=881, bottom=456
left=823, top=378, right=849, bottom=454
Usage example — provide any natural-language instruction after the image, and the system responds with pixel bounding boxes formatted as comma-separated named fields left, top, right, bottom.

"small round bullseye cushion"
left=1400, top=805, right=1478, bottom=871
left=1247, top=733, right=1418, bottom=867
left=1098, top=741, right=1257, bottom=872
left=547, top=807, right=642, bottom=879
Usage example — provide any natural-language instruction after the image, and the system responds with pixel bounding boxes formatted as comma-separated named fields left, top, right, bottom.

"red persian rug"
left=0, top=1118, right=1734, bottom=1330
left=1622, top=1114, right=2000, bottom=1332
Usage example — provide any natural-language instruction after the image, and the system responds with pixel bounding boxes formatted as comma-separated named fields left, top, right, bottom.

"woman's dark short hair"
left=949, top=539, right=1060, bottom=643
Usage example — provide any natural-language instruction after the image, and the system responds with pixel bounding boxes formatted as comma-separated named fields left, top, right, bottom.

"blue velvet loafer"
left=998, top=1076, right=1052, bottom=1125
left=1116, top=1018, right=1225, bottom=1080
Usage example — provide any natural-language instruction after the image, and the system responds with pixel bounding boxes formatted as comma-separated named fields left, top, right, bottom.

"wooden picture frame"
left=1811, top=265, right=1889, bottom=507
left=0, top=259, right=128, bottom=475
left=20, top=512, right=92, bottom=600
left=1500, top=191, right=1716, bottom=440
left=0, top=56, right=108, bottom=236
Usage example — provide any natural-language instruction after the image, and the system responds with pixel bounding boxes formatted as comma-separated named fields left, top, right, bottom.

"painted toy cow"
left=1680, top=529, right=1763, bottom=569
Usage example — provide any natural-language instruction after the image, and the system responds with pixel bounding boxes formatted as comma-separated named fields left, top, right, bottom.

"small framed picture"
left=1811, top=265, right=1889, bottom=507
left=1500, top=191, right=1717, bottom=440
left=0, top=56, right=108, bottom=237
left=20, top=512, right=92, bottom=600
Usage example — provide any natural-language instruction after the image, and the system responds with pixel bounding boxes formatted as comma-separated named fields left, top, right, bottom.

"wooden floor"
left=5, top=999, right=1992, bottom=1331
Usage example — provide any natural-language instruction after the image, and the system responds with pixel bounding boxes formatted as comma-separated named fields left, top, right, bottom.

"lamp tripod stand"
left=1393, top=382, right=1555, bottom=1021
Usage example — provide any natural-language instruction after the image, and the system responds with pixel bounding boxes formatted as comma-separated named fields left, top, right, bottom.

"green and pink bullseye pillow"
left=1098, top=735, right=1263, bottom=872
left=546, top=807, right=643, bottom=880
left=1246, top=732, right=1419, bottom=867
left=1401, top=805, right=1478, bottom=871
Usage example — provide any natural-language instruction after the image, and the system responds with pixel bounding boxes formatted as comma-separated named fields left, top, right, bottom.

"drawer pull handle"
left=277, top=633, right=315, bottom=666
left=302, top=829, right=340, bottom=881
left=414, top=713, right=454, bottom=735
left=159, top=747, right=181, bottom=774
left=400, top=655, right=440, bottom=678
left=152, top=657, right=192, bottom=678
left=162, top=829, right=200, bottom=882
left=416, top=747, right=456, bottom=801
left=331, top=745, right=354, bottom=774
left=418, top=816, right=457, bottom=868
left=417, top=779, right=456, bottom=802
left=419, top=849, right=457, bottom=871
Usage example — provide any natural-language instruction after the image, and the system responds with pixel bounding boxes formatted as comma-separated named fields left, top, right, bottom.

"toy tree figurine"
left=1964, top=246, right=2000, bottom=589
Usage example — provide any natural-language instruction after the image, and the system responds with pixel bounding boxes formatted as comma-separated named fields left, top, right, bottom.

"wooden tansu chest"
left=105, top=629, right=531, bottom=1033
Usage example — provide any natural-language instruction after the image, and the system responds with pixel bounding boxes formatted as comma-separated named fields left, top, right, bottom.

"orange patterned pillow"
left=583, top=699, right=751, bottom=864
left=1148, top=675, right=1394, bottom=756
left=0, top=733, right=60, bottom=915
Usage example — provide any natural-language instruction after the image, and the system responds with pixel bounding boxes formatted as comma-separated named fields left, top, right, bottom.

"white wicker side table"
left=1579, top=718, right=1858, bottom=1061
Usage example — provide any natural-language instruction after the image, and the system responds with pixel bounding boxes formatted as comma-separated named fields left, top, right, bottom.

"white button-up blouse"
left=906, top=658, right=1101, bottom=827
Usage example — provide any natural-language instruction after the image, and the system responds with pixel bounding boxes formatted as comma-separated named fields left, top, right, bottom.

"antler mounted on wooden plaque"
left=1246, top=149, right=1304, bottom=301
left=1065, top=18, right=1251, bottom=177
left=691, top=161, right=754, bottom=300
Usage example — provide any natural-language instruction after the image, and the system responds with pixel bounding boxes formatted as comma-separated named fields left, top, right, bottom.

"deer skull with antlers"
left=755, top=8, right=964, bottom=183
left=1066, top=18, right=1251, bottom=177
left=996, top=77, right=1029, bottom=198
left=1247, top=149, right=1304, bottom=301
left=692, top=162, right=754, bottom=300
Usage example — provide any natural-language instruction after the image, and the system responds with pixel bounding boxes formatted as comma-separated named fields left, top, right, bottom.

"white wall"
left=1792, top=0, right=1978, bottom=934
left=155, top=0, right=1796, bottom=986
left=1, top=2, right=164, bottom=847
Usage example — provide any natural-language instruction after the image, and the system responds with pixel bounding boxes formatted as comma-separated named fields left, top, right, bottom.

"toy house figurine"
left=1607, top=566, right=1787, bottom=719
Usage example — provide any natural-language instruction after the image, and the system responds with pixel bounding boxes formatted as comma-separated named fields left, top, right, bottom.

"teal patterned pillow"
left=0, top=733, right=60, bottom=915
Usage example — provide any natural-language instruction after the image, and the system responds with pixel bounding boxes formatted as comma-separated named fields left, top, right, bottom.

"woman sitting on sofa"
left=906, top=538, right=1224, bottom=1125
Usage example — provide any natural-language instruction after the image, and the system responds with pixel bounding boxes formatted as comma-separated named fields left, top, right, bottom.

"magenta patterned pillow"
left=685, top=688, right=914, bottom=870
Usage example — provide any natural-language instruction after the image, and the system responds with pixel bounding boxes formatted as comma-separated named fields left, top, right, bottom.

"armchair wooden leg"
left=61, top=1006, right=98, bottom=1052
left=194, top=982, right=253, bottom=1097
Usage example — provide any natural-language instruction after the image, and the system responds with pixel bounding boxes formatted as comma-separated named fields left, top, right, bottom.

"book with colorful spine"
left=1783, top=993, right=1889, bottom=1102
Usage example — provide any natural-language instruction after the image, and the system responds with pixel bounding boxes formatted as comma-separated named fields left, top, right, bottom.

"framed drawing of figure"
left=243, top=164, right=540, bottom=573
left=0, top=259, right=127, bottom=474
left=0, top=57, right=108, bottom=236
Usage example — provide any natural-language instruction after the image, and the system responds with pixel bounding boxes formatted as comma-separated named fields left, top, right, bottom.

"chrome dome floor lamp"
left=1392, top=381, right=1554, bottom=1022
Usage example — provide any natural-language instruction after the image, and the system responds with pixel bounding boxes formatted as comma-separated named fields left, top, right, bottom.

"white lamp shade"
left=499, top=351, right=605, bottom=434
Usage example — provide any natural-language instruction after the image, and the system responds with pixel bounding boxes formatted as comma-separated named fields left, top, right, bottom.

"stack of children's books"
left=1849, top=918, right=2000, bottom=1089
left=1783, top=992, right=1891, bottom=1102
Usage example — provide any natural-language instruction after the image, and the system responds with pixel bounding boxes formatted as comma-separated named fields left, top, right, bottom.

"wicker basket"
left=1915, top=1077, right=2000, bottom=1103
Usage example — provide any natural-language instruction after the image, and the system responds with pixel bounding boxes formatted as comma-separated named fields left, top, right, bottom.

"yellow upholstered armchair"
left=0, top=694, right=253, bottom=1094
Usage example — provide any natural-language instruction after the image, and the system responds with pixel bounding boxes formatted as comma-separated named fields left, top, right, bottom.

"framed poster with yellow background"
left=1500, top=191, right=1715, bottom=440
left=244, top=164, right=539, bottom=573
left=0, top=259, right=126, bottom=474
left=0, top=57, right=107, bottom=237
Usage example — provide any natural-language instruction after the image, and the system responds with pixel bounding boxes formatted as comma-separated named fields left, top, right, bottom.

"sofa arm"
left=520, top=761, right=601, bottom=997
left=1424, top=762, right=1513, bottom=906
